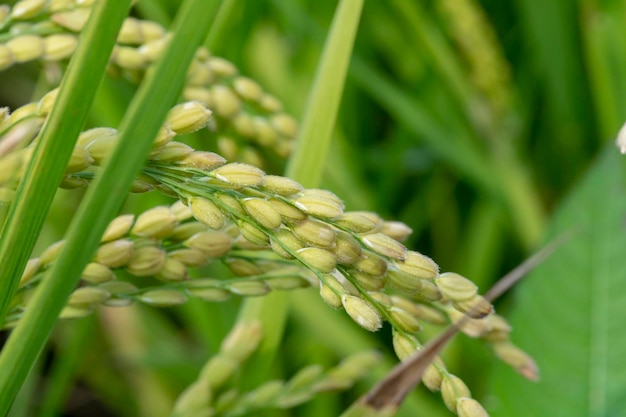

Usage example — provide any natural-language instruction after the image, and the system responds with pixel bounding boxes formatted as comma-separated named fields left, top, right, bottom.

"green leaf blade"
left=237, top=0, right=364, bottom=388
left=0, top=0, right=218, bottom=411
left=0, top=0, right=132, bottom=327
left=490, top=148, right=626, bottom=416
left=285, top=0, right=364, bottom=187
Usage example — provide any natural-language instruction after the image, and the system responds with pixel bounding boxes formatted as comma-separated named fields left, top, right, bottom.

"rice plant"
left=1, top=1, right=625, bottom=416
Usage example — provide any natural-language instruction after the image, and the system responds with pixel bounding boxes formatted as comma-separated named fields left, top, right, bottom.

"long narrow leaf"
left=284, top=0, right=364, bottom=187
left=237, top=0, right=364, bottom=386
left=0, top=0, right=219, bottom=411
left=0, top=0, right=131, bottom=327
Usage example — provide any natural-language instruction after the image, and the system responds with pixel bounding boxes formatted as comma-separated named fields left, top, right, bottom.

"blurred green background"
left=2, top=0, right=626, bottom=416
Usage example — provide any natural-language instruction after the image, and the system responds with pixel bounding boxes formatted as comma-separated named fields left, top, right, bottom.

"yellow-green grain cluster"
left=437, top=0, right=513, bottom=120
left=0, top=5, right=536, bottom=414
left=0, top=95, right=216, bottom=192
left=172, top=321, right=379, bottom=417
left=6, top=198, right=316, bottom=327
left=0, top=1, right=298, bottom=168
left=3, top=98, right=535, bottom=410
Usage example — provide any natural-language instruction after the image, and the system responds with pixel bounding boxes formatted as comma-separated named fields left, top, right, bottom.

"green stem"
left=204, top=0, right=238, bottom=53
left=236, top=0, right=364, bottom=387
left=284, top=0, right=363, bottom=187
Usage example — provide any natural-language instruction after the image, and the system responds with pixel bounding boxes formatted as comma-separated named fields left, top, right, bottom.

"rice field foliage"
left=0, top=0, right=625, bottom=416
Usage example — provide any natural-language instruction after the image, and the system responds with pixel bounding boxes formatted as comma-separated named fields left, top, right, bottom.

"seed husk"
left=233, top=77, right=263, bottom=102
left=387, top=306, right=421, bottom=333
left=208, top=57, right=238, bottom=77
left=227, top=281, right=270, bottom=297
left=386, top=267, right=424, bottom=294
left=68, top=287, right=111, bottom=307
left=43, top=33, right=77, bottom=60
left=40, top=240, right=65, bottom=265
left=293, top=191, right=344, bottom=219
left=95, top=239, right=134, bottom=268
left=354, top=251, right=387, bottom=277
left=184, top=231, right=233, bottom=258
left=170, top=222, right=208, bottom=241
left=265, top=275, right=309, bottom=291
left=341, top=295, right=382, bottom=332
left=435, top=272, right=478, bottom=301
left=261, top=175, right=303, bottom=196
left=243, top=198, right=283, bottom=229
left=297, top=247, right=336, bottom=273
left=189, top=196, right=226, bottom=230
left=59, top=305, right=93, bottom=320
left=318, top=273, right=345, bottom=309
left=101, top=214, right=134, bottom=242
left=362, top=233, right=407, bottom=260
left=7, top=35, right=44, bottom=63
left=270, top=229, right=304, bottom=259
left=334, top=231, right=362, bottom=264
left=211, top=85, right=241, bottom=118
left=169, top=248, right=210, bottom=267
left=131, top=206, right=177, bottom=238
left=441, top=374, right=471, bottom=411
left=212, top=162, right=264, bottom=186
left=126, top=246, right=166, bottom=276
left=456, top=397, right=489, bottom=417
left=149, top=141, right=194, bottom=162
left=493, top=341, right=539, bottom=381
left=112, top=45, right=146, bottom=69
left=380, top=220, right=413, bottom=242
left=393, top=251, right=439, bottom=280
left=334, top=211, right=380, bottom=233
left=422, top=362, right=444, bottom=391
left=352, top=271, right=385, bottom=291
left=138, top=289, right=187, bottom=307
left=11, top=0, right=46, bottom=20
left=178, top=151, right=226, bottom=170
left=268, top=198, right=307, bottom=223
left=81, top=262, right=114, bottom=284
left=452, top=295, right=493, bottom=319
left=187, top=287, right=231, bottom=302
left=220, top=322, right=263, bottom=361
left=237, top=221, right=270, bottom=246
left=391, top=329, right=418, bottom=361
left=155, top=257, right=188, bottom=281
left=291, top=219, right=335, bottom=248
left=226, top=258, right=263, bottom=276
left=270, top=113, right=298, bottom=138
left=19, top=258, right=41, bottom=286
left=166, top=101, right=212, bottom=134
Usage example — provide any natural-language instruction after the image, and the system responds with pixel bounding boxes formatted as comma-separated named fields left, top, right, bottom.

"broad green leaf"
left=490, top=148, right=626, bottom=416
